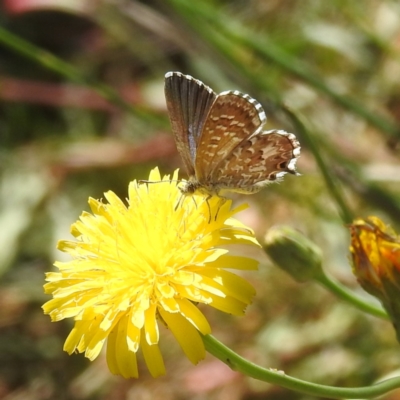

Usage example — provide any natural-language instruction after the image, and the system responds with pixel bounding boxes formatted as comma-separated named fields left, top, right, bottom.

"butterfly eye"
left=268, top=173, right=277, bottom=181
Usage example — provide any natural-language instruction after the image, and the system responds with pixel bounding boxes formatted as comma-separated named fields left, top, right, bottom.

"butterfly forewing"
left=164, top=72, right=217, bottom=176
left=213, top=129, right=300, bottom=193
left=194, top=91, right=266, bottom=181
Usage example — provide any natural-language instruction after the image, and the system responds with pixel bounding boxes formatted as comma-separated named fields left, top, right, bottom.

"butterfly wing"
left=194, top=91, right=266, bottom=182
left=212, top=129, right=300, bottom=193
left=164, top=72, right=217, bottom=176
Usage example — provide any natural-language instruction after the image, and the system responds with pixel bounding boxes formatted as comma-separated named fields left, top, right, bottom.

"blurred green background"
left=1, top=1, right=400, bottom=399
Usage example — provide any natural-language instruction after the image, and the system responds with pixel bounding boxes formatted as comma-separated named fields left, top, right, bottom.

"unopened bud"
left=264, top=226, right=323, bottom=283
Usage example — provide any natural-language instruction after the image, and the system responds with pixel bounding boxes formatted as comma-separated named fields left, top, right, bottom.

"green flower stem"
left=167, top=0, right=400, bottom=139
left=0, top=26, right=128, bottom=111
left=0, top=25, right=162, bottom=126
left=338, top=169, right=400, bottom=223
left=203, top=334, right=400, bottom=398
left=315, top=271, right=388, bottom=320
left=0, top=26, right=81, bottom=83
left=285, top=108, right=354, bottom=224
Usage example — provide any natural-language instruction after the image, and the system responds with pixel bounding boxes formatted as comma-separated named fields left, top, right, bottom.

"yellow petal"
left=212, top=254, right=259, bottom=270
left=144, top=303, right=159, bottom=345
left=140, top=334, right=165, bottom=378
left=158, top=308, right=205, bottom=364
left=174, top=298, right=211, bottom=334
left=114, top=314, right=139, bottom=379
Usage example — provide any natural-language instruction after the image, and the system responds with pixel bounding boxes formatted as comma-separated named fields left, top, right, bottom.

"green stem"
left=285, top=108, right=354, bottom=224
left=0, top=26, right=84, bottom=83
left=167, top=0, right=400, bottom=139
left=316, top=271, right=388, bottom=320
left=338, top=169, right=400, bottom=223
left=203, top=334, right=399, bottom=398
left=0, top=25, right=146, bottom=117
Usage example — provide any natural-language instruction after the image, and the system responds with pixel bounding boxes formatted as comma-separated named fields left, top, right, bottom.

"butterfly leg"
left=203, top=195, right=225, bottom=223
left=213, top=196, right=227, bottom=222
left=174, top=192, right=185, bottom=211
left=203, top=195, right=213, bottom=224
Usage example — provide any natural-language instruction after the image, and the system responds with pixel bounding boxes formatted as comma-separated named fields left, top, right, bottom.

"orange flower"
left=349, top=217, right=400, bottom=340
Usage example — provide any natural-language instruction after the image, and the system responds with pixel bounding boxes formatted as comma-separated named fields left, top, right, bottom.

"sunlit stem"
left=203, top=334, right=400, bottom=399
left=315, top=270, right=388, bottom=320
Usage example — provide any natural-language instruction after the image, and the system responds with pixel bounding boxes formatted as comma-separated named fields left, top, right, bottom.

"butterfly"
left=164, top=71, right=300, bottom=197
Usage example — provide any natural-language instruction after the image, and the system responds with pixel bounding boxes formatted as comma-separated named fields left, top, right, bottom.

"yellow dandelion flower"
left=349, top=216, right=400, bottom=340
left=43, top=168, right=260, bottom=378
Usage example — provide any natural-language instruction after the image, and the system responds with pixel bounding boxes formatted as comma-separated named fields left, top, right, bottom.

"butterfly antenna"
left=138, top=179, right=180, bottom=185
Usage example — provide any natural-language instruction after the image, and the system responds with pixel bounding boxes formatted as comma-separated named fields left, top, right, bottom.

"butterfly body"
left=165, top=72, right=300, bottom=197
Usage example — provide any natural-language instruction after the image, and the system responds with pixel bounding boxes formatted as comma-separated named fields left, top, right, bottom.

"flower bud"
left=264, top=226, right=323, bottom=283
left=349, top=217, right=400, bottom=341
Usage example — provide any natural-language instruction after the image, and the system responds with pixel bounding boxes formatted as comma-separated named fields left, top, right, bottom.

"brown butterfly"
left=165, top=72, right=300, bottom=197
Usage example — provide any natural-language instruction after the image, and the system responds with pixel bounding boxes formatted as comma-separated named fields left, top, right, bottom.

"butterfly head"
left=179, top=177, right=215, bottom=197
left=179, top=181, right=197, bottom=196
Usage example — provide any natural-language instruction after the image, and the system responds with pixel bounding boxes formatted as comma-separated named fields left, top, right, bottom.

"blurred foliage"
left=0, top=0, right=400, bottom=399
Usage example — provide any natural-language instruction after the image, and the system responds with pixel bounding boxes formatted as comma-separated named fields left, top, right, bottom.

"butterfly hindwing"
left=211, top=130, right=300, bottom=193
